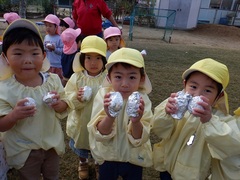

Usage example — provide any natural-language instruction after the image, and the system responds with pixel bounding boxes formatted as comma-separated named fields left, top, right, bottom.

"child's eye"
left=114, top=75, right=121, bottom=79
left=130, top=76, right=136, bottom=80
left=190, top=85, right=196, bottom=89
left=204, top=89, right=212, bottom=93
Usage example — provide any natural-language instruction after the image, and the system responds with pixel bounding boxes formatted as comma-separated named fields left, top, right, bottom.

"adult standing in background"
left=72, top=0, right=119, bottom=38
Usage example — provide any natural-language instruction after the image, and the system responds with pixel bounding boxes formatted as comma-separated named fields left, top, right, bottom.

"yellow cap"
left=103, top=48, right=152, bottom=94
left=182, top=58, right=229, bottom=114
left=81, top=35, right=107, bottom=57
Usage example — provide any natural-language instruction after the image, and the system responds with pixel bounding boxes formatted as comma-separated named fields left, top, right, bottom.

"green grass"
left=7, top=28, right=240, bottom=180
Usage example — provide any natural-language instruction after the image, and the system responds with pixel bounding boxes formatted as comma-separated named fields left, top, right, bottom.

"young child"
left=64, top=35, right=107, bottom=179
left=151, top=58, right=240, bottom=180
left=42, top=14, right=63, bottom=80
left=60, top=27, right=81, bottom=86
left=60, top=17, right=75, bottom=32
left=103, top=26, right=125, bottom=60
left=3, top=12, right=20, bottom=24
left=87, top=47, right=153, bottom=179
left=0, top=19, right=68, bottom=179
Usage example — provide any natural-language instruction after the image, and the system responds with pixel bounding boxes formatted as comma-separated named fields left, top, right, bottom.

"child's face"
left=44, top=22, right=57, bottom=35
left=185, top=71, right=219, bottom=106
left=84, top=53, right=104, bottom=76
left=60, top=26, right=67, bottom=33
left=6, top=39, right=45, bottom=81
left=106, top=36, right=120, bottom=52
left=108, top=64, right=144, bottom=99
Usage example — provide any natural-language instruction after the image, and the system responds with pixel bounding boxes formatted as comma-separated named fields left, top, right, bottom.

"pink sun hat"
left=3, top=12, right=21, bottom=24
left=61, top=17, right=75, bottom=28
left=42, top=14, right=61, bottom=34
left=61, top=28, right=81, bottom=54
left=103, top=26, right=121, bottom=40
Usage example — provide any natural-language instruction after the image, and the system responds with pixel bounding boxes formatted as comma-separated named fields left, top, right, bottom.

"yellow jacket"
left=64, top=70, right=106, bottom=149
left=152, top=99, right=240, bottom=180
left=0, top=73, right=66, bottom=169
left=87, top=87, right=153, bottom=167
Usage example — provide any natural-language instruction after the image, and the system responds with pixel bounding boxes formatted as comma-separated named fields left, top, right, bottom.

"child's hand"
left=48, top=91, right=68, bottom=113
left=191, top=96, right=212, bottom=123
left=77, top=87, right=84, bottom=102
left=130, top=97, right=144, bottom=123
left=103, top=93, right=113, bottom=118
left=165, top=93, right=178, bottom=114
left=12, top=99, right=36, bottom=121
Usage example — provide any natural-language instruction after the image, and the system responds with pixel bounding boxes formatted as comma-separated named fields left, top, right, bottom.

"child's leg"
left=41, top=148, right=59, bottom=179
left=119, top=162, right=142, bottom=180
left=160, top=171, right=172, bottom=180
left=99, top=161, right=119, bottom=180
left=18, top=149, right=44, bottom=179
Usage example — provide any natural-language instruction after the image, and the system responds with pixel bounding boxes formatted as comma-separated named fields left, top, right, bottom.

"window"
left=210, top=0, right=234, bottom=10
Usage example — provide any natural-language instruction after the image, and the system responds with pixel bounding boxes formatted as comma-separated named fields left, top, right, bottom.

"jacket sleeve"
left=64, top=73, right=86, bottom=110
left=72, top=0, right=80, bottom=21
left=151, top=99, right=177, bottom=140
left=127, top=94, right=153, bottom=147
left=203, top=111, right=240, bottom=160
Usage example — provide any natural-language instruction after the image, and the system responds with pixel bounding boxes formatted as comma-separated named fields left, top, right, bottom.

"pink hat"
left=42, top=14, right=60, bottom=25
left=61, top=17, right=75, bottom=28
left=61, top=28, right=81, bottom=54
left=3, top=12, right=20, bottom=24
left=42, top=14, right=60, bottom=34
left=104, top=27, right=121, bottom=40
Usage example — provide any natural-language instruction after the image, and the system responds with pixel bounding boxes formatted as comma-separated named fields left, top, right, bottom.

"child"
left=103, top=26, right=125, bottom=59
left=60, top=17, right=75, bottom=32
left=0, top=19, right=68, bottom=179
left=42, top=14, right=63, bottom=80
left=151, top=58, right=240, bottom=180
left=87, top=47, right=153, bottom=179
left=64, top=35, right=107, bottom=179
left=3, top=12, right=20, bottom=24
left=60, top=27, right=81, bottom=86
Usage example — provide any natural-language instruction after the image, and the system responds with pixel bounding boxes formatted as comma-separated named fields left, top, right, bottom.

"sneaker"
left=78, top=162, right=89, bottom=180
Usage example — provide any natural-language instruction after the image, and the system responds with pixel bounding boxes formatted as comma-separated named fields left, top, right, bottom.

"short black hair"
left=60, top=19, right=69, bottom=28
left=79, top=53, right=107, bottom=72
left=2, top=27, right=44, bottom=54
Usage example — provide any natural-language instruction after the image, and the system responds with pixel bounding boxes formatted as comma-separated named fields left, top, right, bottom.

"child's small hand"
left=165, top=93, right=178, bottom=114
left=103, top=93, right=112, bottom=118
left=12, top=99, right=37, bottom=121
left=77, top=87, right=84, bottom=102
left=48, top=91, right=67, bottom=112
left=130, top=97, right=144, bottom=123
left=191, top=96, right=212, bottom=123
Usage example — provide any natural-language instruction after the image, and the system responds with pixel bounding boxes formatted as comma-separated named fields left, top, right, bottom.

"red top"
left=72, top=0, right=112, bottom=36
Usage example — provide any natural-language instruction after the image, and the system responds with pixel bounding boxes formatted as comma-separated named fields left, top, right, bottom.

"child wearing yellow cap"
left=87, top=47, right=153, bottom=179
left=0, top=19, right=68, bottom=179
left=64, top=35, right=107, bottom=179
left=151, top=58, right=240, bottom=180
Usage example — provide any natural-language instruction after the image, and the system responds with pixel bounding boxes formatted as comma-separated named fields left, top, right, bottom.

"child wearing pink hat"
left=60, top=17, right=75, bottom=32
left=3, top=12, right=20, bottom=24
left=103, top=26, right=125, bottom=60
left=42, top=14, right=64, bottom=81
left=60, top=28, right=82, bottom=86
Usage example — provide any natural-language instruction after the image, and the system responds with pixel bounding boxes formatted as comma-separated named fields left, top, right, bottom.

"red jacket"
left=72, top=0, right=112, bottom=36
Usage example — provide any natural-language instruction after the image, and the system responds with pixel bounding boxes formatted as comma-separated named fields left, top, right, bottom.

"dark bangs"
left=2, top=28, right=44, bottom=54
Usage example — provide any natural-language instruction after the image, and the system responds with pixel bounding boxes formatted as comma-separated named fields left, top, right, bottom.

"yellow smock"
left=64, top=70, right=107, bottom=149
left=87, top=87, right=153, bottom=167
left=152, top=99, right=240, bottom=180
left=0, top=73, right=66, bottom=169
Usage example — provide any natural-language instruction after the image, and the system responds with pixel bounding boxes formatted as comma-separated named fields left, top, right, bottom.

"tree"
left=19, top=0, right=27, bottom=18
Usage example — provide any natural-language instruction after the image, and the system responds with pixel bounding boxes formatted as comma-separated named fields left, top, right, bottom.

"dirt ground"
left=121, top=23, right=240, bottom=51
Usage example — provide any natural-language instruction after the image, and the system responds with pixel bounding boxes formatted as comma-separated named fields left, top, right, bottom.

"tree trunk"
left=19, top=0, right=27, bottom=18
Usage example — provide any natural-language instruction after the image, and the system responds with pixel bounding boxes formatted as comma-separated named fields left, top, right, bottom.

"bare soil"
left=121, top=23, right=240, bottom=51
